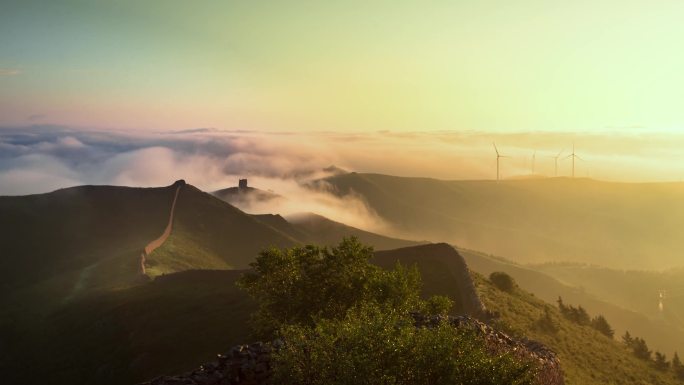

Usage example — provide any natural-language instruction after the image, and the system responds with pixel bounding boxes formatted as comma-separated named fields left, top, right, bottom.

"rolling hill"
left=460, top=248, right=684, bottom=359
left=317, top=173, right=684, bottom=269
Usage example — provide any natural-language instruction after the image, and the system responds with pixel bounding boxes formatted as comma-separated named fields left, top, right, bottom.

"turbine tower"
left=564, top=143, right=582, bottom=178
left=493, top=142, right=509, bottom=181
left=549, top=149, right=564, bottom=177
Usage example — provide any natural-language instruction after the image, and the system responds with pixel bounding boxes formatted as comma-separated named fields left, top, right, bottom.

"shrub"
left=272, top=305, right=537, bottom=385
left=490, top=272, right=516, bottom=292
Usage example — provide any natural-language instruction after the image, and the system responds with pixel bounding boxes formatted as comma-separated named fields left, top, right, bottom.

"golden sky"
left=2, top=1, right=684, bottom=134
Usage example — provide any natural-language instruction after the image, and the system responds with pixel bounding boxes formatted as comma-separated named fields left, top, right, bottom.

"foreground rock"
left=141, top=314, right=563, bottom=385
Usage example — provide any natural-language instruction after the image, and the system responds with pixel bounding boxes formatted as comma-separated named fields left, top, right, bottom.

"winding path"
left=140, top=181, right=184, bottom=275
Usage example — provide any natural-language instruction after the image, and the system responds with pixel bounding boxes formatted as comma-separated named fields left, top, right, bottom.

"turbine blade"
left=493, top=142, right=500, bottom=156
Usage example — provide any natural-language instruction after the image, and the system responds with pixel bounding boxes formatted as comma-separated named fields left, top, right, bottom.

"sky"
left=2, top=0, right=684, bottom=133
left=2, top=1, right=684, bottom=190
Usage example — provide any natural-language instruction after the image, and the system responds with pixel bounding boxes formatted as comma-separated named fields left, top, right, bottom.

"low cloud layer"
left=2, top=125, right=684, bottom=232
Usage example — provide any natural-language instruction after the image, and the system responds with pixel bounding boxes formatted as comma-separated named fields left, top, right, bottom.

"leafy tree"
left=590, top=315, right=614, bottom=338
left=490, top=272, right=516, bottom=292
left=237, top=237, right=425, bottom=337
left=421, top=295, right=454, bottom=316
left=272, top=305, right=537, bottom=385
left=672, top=352, right=684, bottom=380
left=654, top=351, right=669, bottom=371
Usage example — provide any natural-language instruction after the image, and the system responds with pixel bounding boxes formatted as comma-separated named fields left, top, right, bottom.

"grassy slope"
left=534, top=264, right=684, bottom=322
left=321, top=173, right=684, bottom=269
left=460, top=248, right=684, bottom=357
left=146, top=187, right=419, bottom=278
left=374, top=244, right=684, bottom=384
left=0, top=184, right=174, bottom=295
left=2, top=270, right=256, bottom=385
left=144, top=185, right=300, bottom=278
left=474, top=273, right=682, bottom=385
left=4, top=243, right=682, bottom=385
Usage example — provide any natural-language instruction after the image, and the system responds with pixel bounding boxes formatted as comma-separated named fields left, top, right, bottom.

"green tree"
left=672, top=352, right=684, bottom=380
left=237, top=237, right=434, bottom=337
left=632, top=338, right=652, bottom=361
left=576, top=306, right=591, bottom=325
left=654, top=351, right=669, bottom=371
left=490, top=272, right=516, bottom=292
left=590, top=315, right=614, bottom=338
left=535, top=308, right=558, bottom=334
left=422, top=295, right=454, bottom=316
left=622, top=331, right=634, bottom=347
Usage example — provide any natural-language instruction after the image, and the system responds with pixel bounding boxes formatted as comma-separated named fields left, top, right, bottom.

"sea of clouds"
left=1, top=125, right=682, bottom=232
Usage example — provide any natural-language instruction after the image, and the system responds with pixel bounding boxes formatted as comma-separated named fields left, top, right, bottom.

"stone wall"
left=141, top=314, right=563, bottom=385
left=139, top=180, right=184, bottom=275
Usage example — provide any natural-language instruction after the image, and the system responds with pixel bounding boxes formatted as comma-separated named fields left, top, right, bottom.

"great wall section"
left=140, top=180, right=185, bottom=276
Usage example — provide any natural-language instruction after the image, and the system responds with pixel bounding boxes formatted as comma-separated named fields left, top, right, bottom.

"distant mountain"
left=318, top=173, right=684, bottom=269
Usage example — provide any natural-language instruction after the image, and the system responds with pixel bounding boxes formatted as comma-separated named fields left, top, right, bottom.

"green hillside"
left=144, top=185, right=299, bottom=278
left=0, top=184, right=175, bottom=306
left=460, top=248, right=684, bottom=357
left=3, top=242, right=682, bottom=385
left=1, top=270, right=256, bottom=385
left=319, top=173, right=684, bottom=269
left=283, top=212, right=423, bottom=250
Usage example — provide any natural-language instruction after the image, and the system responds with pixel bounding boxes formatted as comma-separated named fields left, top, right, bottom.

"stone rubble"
left=141, top=314, right=563, bottom=385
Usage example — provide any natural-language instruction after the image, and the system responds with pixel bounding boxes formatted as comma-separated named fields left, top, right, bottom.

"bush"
left=239, top=238, right=539, bottom=385
left=238, top=237, right=439, bottom=337
left=272, top=305, right=537, bottom=385
left=490, top=272, right=516, bottom=292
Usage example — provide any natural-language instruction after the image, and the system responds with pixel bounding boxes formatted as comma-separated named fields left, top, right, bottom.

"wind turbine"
left=493, top=142, right=509, bottom=181
left=531, top=150, right=537, bottom=174
left=564, top=143, right=582, bottom=178
left=549, top=149, right=564, bottom=177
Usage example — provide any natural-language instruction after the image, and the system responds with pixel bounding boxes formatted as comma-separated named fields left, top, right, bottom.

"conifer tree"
left=622, top=331, right=634, bottom=347
left=590, top=315, right=614, bottom=338
left=654, top=351, right=669, bottom=371
left=672, top=352, right=684, bottom=380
